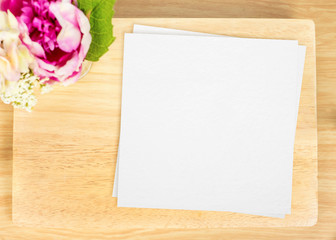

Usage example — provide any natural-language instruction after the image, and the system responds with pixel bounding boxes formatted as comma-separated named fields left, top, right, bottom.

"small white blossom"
left=40, top=83, right=54, bottom=94
left=0, top=72, right=39, bottom=112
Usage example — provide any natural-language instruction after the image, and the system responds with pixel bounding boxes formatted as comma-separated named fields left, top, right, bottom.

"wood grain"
left=11, top=18, right=316, bottom=229
left=0, top=1, right=335, bottom=239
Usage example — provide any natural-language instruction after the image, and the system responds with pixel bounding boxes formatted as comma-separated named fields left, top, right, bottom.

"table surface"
left=12, top=18, right=317, bottom=229
left=0, top=0, right=335, bottom=239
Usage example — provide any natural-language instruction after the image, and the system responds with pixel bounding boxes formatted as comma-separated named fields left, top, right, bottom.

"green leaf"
left=77, top=0, right=116, bottom=62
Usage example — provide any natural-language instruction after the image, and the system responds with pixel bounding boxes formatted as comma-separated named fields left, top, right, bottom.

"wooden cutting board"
left=12, top=18, right=317, bottom=229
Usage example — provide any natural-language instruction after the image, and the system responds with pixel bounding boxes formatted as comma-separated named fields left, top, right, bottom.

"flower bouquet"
left=0, top=0, right=115, bottom=111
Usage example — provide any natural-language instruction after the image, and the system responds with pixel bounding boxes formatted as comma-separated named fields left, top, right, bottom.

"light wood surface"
left=0, top=1, right=335, bottom=239
left=12, top=18, right=317, bottom=229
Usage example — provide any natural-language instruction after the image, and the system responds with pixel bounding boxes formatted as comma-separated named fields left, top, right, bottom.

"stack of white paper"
left=113, top=25, right=306, bottom=218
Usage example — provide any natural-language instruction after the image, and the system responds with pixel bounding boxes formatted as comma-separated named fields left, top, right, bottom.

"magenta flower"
left=1, top=0, right=92, bottom=85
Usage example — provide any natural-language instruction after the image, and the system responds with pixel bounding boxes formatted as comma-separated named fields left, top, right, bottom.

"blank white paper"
left=117, top=32, right=299, bottom=216
left=113, top=26, right=306, bottom=215
left=112, top=24, right=306, bottom=197
left=113, top=25, right=306, bottom=218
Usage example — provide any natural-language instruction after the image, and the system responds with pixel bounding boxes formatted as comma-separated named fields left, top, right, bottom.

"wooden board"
left=12, top=18, right=317, bottom=229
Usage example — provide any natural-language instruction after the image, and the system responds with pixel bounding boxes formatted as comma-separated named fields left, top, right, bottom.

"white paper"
left=113, top=26, right=306, bottom=211
left=117, top=32, right=299, bottom=216
left=113, top=25, right=306, bottom=218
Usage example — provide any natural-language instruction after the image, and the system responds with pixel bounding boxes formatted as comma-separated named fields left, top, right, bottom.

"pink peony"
left=1, top=0, right=92, bottom=85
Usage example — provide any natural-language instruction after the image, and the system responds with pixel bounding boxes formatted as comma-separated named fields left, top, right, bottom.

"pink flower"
left=1, top=0, right=92, bottom=85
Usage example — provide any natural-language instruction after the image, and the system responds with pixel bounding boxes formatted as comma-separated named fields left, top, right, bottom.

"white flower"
left=0, top=10, right=35, bottom=93
left=40, top=83, right=53, bottom=94
left=0, top=10, right=40, bottom=112
left=0, top=72, right=39, bottom=112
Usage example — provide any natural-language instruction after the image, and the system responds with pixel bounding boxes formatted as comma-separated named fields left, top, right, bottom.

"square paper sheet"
left=113, top=26, right=307, bottom=208
left=113, top=26, right=306, bottom=218
left=115, top=26, right=305, bottom=217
